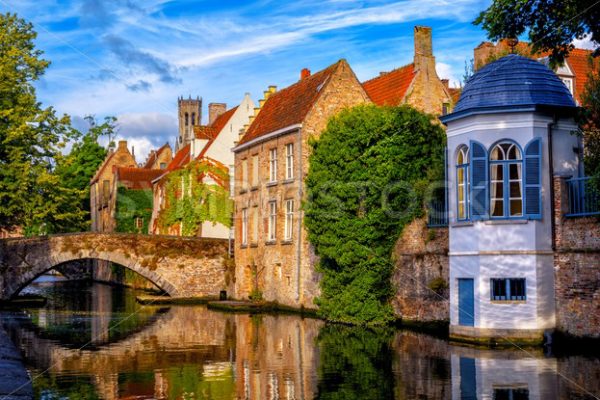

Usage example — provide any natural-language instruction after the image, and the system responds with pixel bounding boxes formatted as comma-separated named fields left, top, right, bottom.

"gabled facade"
left=362, top=26, right=454, bottom=116
left=232, top=59, right=370, bottom=308
left=90, top=140, right=137, bottom=232
left=143, top=143, right=172, bottom=170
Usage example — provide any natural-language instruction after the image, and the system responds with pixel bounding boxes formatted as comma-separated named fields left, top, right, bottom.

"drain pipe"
left=548, top=117, right=556, bottom=251
left=296, top=128, right=303, bottom=302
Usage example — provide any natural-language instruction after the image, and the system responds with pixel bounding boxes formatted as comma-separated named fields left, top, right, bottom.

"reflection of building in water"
left=91, top=283, right=112, bottom=344
left=234, top=314, right=323, bottom=400
left=450, top=347, right=558, bottom=400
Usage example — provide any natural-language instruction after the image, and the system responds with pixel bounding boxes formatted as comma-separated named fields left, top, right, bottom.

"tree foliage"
left=579, top=62, right=600, bottom=189
left=475, top=0, right=600, bottom=66
left=304, top=105, right=446, bottom=325
left=156, top=159, right=233, bottom=236
left=54, top=116, right=114, bottom=232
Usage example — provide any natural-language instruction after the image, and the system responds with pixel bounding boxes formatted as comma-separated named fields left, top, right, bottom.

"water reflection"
left=1, top=281, right=599, bottom=399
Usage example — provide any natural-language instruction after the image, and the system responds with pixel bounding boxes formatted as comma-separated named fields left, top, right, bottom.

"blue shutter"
left=524, top=137, right=542, bottom=219
left=469, top=140, right=488, bottom=220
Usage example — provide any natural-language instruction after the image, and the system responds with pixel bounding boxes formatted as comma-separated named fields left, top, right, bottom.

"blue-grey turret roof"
left=441, top=54, right=577, bottom=123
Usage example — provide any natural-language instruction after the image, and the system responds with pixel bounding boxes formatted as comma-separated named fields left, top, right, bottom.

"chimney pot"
left=300, top=68, right=311, bottom=80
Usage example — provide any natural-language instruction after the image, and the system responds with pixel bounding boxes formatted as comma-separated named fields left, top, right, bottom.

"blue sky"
left=1, top=0, right=498, bottom=161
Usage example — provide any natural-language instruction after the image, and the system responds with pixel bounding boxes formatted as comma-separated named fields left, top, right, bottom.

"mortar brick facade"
left=233, top=60, right=370, bottom=308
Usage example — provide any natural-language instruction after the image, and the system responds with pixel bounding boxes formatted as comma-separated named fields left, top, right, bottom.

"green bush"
left=304, top=104, right=446, bottom=325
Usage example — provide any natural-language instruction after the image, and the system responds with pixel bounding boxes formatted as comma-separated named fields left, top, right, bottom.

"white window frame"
left=241, top=208, right=248, bottom=245
left=269, top=148, right=278, bottom=182
left=284, top=199, right=294, bottom=240
left=285, top=143, right=294, bottom=180
left=268, top=201, right=277, bottom=241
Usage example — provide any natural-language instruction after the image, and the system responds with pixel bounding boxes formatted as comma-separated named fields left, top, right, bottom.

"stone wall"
left=392, top=218, right=449, bottom=322
left=553, top=176, right=600, bottom=338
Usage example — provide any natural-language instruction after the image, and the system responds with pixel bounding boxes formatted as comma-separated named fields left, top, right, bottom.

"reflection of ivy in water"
left=315, top=324, right=395, bottom=400
left=33, top=372, right=100, bottom=400
left=165, top=364, right=235, bottom=399
left=157, top=159, right=233, bottom=236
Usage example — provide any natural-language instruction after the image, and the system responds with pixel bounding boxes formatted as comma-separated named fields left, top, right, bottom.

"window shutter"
left=469, top=140, right=488, bottom=220
left=524, top=137, right=542, bottom=219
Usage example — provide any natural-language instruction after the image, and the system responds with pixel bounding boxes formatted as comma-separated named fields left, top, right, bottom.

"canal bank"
left=0, top=323, right=32, bottom=399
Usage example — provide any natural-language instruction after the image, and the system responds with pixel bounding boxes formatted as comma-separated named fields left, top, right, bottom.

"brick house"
left=362, top=26, right=455, bottom=116
left=142, top=143, right=172, bottom=170
left=150, top=96, right=254, bottom=238
left=232, top=59, right=370, bottom=307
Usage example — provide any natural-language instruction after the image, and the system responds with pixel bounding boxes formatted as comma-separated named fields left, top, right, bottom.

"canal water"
left=1, top=278, right=599, bottom=399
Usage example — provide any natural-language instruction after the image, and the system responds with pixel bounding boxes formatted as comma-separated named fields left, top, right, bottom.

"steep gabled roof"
left=143, top=143, right=170, bottom=169
left=238, top=60, right=345, bottom=145
left=194, top=125, right=218, bottom=140
left=194, top=105, right=239, bottom=159
left=362, top=64, right=416, bottom=106
left=166, top=144, right=190, bottom=171
left=115, top=167, right=163, bottom=190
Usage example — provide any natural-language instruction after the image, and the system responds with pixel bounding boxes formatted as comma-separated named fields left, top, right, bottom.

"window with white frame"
left=490, top=141, right=522, bottom=218
left=456, top=145, right=470, bottom=221
left=268, top=201, right=277, bottom=241
left=241, top=208, right=248, bottom=245
left=241, top=158, right=248, bottom=191
left=285, top=143, right=294, bottom=180
left=269, top=148, right=277, bottom=182
left=560, top=77, right=574, bottom=95
left=284, top=199, right=294, bottom=240
left=251, top=154, right=259, bottom=187
left=135, top=217, right=143, bottom=230
left=252, top=206, right=258, bottom=243
left=490, top=278, right=526, bottom=301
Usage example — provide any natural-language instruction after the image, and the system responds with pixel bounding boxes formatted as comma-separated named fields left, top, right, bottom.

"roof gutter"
left=232, top=124, right=302, bottom=153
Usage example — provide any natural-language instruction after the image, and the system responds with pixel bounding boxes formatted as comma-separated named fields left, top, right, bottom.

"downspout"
left=296, top=128, right=303, bottom=302
left=548, top=118, right=556, bottom=251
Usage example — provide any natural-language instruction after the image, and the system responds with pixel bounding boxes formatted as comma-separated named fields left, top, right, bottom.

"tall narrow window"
left=251, top=154, right=259, bottom=187
left=241, top=208, right=248, bottom=245
left=191, top=112, right=196, bottom=125
left=269, top=148, right=277, bottom=182
left=268, top=201, right=277, bottom=241
left=185, top=112, right=189, bottom=126
left=285, top=143, right=294, bottom=180
left=252, top=207, right=258, bottom=244
left=284, top=199, right=294, bottom=240
left=456, top=145, right=470, bottom=221
left=490, top=141, right=522, bottom=218
left=241, top=159, right=248, bottom=191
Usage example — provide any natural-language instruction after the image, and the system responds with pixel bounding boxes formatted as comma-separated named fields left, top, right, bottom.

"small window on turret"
left=442, top=103, right=449, bottom=116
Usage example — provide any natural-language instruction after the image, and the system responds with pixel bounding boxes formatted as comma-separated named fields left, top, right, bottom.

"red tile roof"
left=211, top=105, right=238, bottom=133
left=142, top=143, right=170, bottom=169
left=362, top=64, right=416, bottom=106
left=115, top=167, right=163, bottom=190
left=194, top=125, right=218, bottom=140
left=166, top=144, right=190, bottom=171
left=238, top=60, right=345, bottom=145
left=566, top=48, right=599, bottom=104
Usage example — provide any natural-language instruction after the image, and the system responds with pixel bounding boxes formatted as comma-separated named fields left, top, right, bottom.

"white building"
left=440, top=54, right=580, bottom=343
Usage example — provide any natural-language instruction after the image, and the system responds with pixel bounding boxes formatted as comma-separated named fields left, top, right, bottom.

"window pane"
left=490, top=164, right=503, bottom=180
left=491, top=146, right=503, bottom=160
left=510, top=182, right=522, bottom=197
left=458, top=203, right=465, bottom=219
left=509, top=163, right=521, bottom=180
left=491, top=279, right=507, bottom=300
left=491, top=199, right=504, bottom=217
left=510, top=199, right=522, bottom=216
left=510, top=279, right=526, bottom=300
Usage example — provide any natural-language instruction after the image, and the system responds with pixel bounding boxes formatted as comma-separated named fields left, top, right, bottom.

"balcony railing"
left=427, top=198, right=448, bottom=227
left=566, top=176, right=600, bottom=217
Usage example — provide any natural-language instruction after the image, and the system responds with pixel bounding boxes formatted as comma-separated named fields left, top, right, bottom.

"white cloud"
left=436, top=62, right=461, bottom=88
left=573, top=34, right=599, bottom=51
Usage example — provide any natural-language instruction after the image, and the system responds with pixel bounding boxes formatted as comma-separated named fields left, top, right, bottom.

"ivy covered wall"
left=115, top=185, right=153, bottom=234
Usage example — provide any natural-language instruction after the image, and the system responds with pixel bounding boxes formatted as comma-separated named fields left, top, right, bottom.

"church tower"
left=177, top=96, right=202, bottom=150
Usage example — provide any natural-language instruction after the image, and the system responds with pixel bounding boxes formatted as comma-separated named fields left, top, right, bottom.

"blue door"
left=458, top=278, right=474, bottom=326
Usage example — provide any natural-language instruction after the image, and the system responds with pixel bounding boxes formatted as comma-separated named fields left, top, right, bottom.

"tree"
left=475, top=0, right=600, bottom=66
left=54, top=116, right=113, bottom=231
left=579, top=62, right=600, bottom=189
left=304, top=105, right=446, bottom=325
left=0, top=13, right=77, bottom=235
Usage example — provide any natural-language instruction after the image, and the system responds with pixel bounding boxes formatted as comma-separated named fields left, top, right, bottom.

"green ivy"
left=157, top=160, right=233, bottom=236
left=115, top=185, right=153, bottom=233
left=304, top=104, right=446, bottom=325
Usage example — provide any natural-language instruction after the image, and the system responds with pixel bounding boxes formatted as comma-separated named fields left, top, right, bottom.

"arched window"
left=185, top=112, right=189, bottom=126
left=456, top=145, right=469, bottom=220
left=489, top=141, right=522, bottom=218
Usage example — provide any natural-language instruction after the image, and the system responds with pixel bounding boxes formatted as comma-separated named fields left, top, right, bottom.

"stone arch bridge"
left=0, top=233, right=233, bottom=300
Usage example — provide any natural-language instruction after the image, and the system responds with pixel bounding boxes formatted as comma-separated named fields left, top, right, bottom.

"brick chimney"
left=117, top=140, right=128, bottom=151
left=414, top=26, right=433, bottom=72
left=208, top=103, right=227, bottom=125
left=300, top=68, right=311, bottom=80
left=474, top=42, right=496, bottom=71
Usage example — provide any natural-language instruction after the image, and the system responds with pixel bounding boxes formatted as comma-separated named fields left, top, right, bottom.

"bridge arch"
left=0, top=233, right=231, bottom=301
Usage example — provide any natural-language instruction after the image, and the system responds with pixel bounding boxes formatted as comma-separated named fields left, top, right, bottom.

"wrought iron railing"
left=566, top=176, right=600, bottom=217
left=427, top=198, right=448, bottom=227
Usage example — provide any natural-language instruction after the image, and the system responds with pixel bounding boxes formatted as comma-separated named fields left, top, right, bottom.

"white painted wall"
left=446, top=111, right=578, bottom=333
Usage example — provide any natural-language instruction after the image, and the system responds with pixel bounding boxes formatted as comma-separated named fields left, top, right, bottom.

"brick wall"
left=392, top=218, right=449, bottom=322
left=553, top=176, right=600, bottom=338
